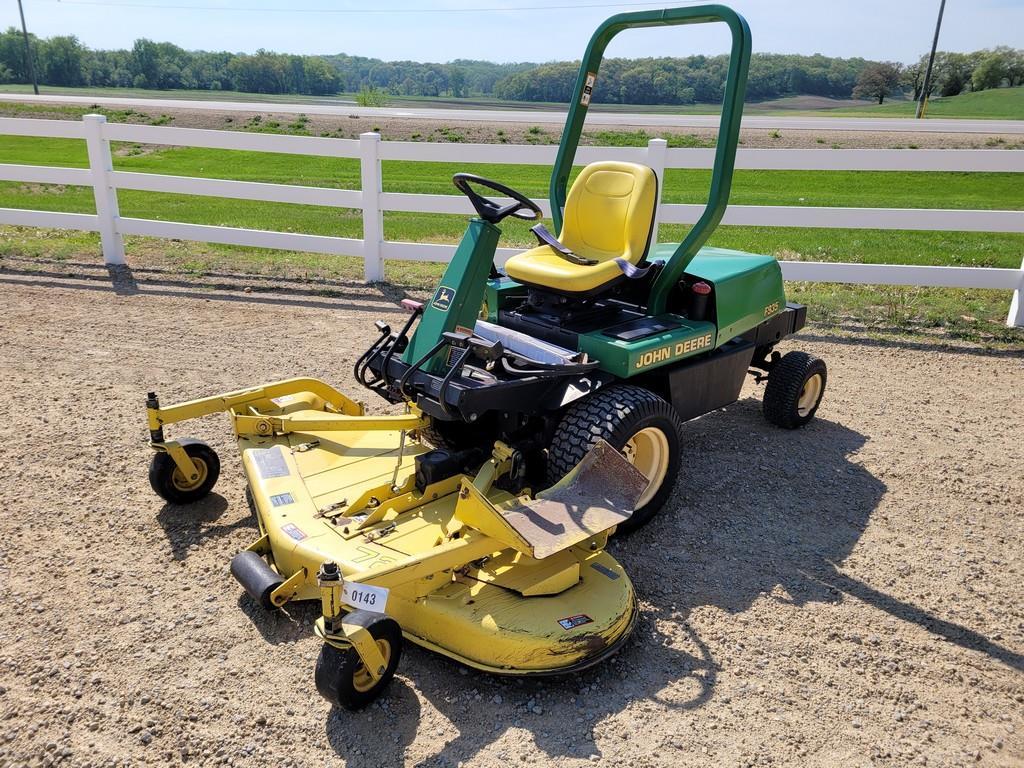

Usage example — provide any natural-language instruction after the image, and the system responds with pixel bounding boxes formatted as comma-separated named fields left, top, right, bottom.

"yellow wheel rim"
left=171, top=456, right=208, bottom=492
left=797, top=373, right=823, bottom=417
left=622, top=427, right=671, bottom=509
left=352, top=639, right=391, bottom=693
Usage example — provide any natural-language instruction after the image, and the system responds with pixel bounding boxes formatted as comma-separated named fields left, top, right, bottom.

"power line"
left=48, top=0, right=700, bottom=13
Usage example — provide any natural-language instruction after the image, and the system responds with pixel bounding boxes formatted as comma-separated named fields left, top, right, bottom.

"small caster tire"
left=149, top=440, right=220, bottom=504
left=763, top=351, right=827, bottom=429
left=315, top=612, right=403, bottom=711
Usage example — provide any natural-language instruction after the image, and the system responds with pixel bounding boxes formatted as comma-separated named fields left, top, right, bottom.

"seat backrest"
left=559, top=161, right=657, bottom=266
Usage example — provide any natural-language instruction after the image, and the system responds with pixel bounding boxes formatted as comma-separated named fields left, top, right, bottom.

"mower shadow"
left=326, top=677, right=423, bottom=767
left=618, top=398, right=885, bottom=618
left=237, top=595, right=322, bottom=646
left=325, top=605, right=716, bottom=768
left=323, top=403, right=889, bottom=767
left=155, top=493, right=251, bottom=561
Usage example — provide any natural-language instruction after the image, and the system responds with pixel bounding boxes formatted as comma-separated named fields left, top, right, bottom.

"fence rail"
left=0, top=113, right=1021, bottom=327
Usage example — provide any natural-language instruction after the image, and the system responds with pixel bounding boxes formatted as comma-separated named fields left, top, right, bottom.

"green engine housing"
left=674, top=244, right=788, bottom=344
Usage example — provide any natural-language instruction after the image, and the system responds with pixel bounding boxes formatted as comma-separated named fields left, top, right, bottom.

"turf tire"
left=762, top=351, right=827, bottom=429
left=546, top=385, right=683, bottom=534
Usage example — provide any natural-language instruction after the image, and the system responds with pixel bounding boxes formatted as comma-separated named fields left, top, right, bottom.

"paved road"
left=3, top=93, right=1023, bottom=134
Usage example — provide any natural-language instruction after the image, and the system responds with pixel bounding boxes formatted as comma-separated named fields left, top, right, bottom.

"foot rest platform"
left=456, top=440, right=648, bottom=559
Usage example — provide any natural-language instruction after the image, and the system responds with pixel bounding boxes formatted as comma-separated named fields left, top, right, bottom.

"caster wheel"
left=547, top=384, right=683, bottom=534
left=315, top=611, right=403, bottom=711
left=763, top=351, right=827, bottom=429
left=149, top=440, right=220, bottom=504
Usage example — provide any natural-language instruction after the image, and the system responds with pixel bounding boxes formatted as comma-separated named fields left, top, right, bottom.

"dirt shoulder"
left=3, top=101, right=1022, bottom=149
left=0, top=266, right=1020, bottom=767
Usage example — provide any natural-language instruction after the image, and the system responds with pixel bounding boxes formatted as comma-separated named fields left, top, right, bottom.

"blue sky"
left=8, top=0, right=1024, bottom=63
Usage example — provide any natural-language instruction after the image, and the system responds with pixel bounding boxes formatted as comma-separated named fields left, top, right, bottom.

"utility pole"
left=16, top=0, right=39, bottom=95
left=915, top=0, right=946, bottom=119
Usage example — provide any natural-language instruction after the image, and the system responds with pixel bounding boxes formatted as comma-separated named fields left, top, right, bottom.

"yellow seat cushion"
left=505, top=161, right=657, bottom=295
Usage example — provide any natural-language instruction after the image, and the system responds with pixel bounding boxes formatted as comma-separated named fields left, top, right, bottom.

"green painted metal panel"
left=548, top=5, right=752, bottom=315
left=651, top=243, right=788, bottom=346
left=403, top=218, right=500, bottom=371
left=577, top=315, right=717, bottom=379
left=484, top=276, right=526, bottom=322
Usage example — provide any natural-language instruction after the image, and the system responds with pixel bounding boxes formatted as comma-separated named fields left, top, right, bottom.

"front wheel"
left=148, top=440, right=220, bottom=504
left=763, top=351, right=827, bottom=429
left=547, top=385, right=683, bottom=534
left=315, top=612, right=403, bottom=711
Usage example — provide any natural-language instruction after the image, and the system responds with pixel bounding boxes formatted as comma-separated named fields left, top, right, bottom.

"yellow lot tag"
left=343, top=582, right=389, bottom=613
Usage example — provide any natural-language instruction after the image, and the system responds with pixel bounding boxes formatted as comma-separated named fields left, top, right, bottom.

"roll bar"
left=548, top=4, right=751, bottom=314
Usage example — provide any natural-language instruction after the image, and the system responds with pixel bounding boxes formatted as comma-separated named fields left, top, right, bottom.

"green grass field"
left=811, top=87, right=1024, bottom=120
left=0, top=134, right=1021, bottom=342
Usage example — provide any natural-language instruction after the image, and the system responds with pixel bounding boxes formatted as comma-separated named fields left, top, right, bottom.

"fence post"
left=1007, top=255, right=1024, bottom=328
left=360, top=132, right=384, bottom=282
left=82, top=114, right=125, bottom=265
left=646, top=137, right=668, bottom=244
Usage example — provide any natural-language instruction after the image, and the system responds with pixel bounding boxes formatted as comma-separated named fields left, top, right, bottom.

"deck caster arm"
left=316, top=562, right=389, bottom=683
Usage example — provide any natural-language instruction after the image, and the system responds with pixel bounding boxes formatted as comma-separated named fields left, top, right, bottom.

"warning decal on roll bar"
left=580, top=72, right=597, bottom=106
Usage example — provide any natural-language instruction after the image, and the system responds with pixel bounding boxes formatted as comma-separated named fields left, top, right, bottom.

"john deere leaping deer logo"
left=431, top=285, right=455, bottom=312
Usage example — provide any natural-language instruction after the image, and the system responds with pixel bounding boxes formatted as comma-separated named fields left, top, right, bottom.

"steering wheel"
left=452, top=173, right=543, bottom=224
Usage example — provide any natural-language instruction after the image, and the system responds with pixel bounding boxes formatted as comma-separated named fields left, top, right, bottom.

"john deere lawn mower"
left=145, top=4, right=827, bottom=710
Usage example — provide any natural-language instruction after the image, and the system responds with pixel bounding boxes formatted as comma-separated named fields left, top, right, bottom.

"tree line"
left=0, top=28, right=1020, bottom=104
left=493, top=53, right=875, bottom=104
left=0, top=30, right=529, bottom=97
left=850, top=47, right=1024, bottom=105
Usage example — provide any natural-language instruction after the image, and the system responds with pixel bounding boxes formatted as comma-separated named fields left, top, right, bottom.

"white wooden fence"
left=1, top=113, right=1022, bottom=327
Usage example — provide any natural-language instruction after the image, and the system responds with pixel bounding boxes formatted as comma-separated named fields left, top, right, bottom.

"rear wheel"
left=763, top=351, right=827, bottom=429
left=547, top=385, right=683, bottom=534
left=315, top=613, right=403, bottom=711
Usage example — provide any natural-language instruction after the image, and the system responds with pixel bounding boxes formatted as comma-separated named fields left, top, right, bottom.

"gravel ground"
left=0, top=263, right=1021, bottom=768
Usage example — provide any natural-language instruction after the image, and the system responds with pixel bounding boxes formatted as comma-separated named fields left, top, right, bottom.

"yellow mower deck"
left=147, top=378, right=646, bottom=677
